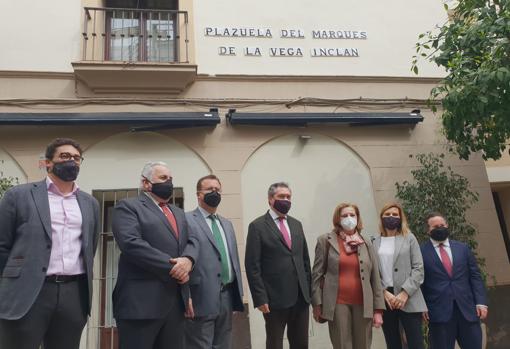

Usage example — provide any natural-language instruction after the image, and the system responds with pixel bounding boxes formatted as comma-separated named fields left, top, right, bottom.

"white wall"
left=241, top=133, right=385, bottom=348
left=193, top=0, right=446, bottom=77
left=77, top=132, right=211, bottom=209
left=0, top=0, right=82, bottom=72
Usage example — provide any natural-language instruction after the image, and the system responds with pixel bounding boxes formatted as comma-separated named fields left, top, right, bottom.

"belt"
left=220, top=282, right=234, bottom=292
left=45, top=274, right=86, bottom=283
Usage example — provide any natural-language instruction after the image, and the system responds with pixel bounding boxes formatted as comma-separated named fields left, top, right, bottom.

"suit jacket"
left=421, top=239, right=487, bottom=323
left=0, top=179, right=100, bottom=320
left=311, top=231, right=385, bottom=320
left=112, top=194, right=199, bottom=320
left=373, top=233, right=427, bottom=312
left=245, top=211, right=311, bottom=310
left=186, top=207, right=244, bottom=317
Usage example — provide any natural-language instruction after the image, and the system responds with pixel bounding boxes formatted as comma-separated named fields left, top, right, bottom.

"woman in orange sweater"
left=311, top=203, right=385, bottom=349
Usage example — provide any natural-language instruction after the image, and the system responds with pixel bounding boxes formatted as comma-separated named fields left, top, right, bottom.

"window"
left=105, top=0, right=179, bottom=62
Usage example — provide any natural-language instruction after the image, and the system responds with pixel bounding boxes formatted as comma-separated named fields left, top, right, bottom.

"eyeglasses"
left=58, top=152, right=84, bottom=163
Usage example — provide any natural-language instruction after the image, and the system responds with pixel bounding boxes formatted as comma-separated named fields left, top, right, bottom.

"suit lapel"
left=76, top=191, right=89, bottom=248
left=264, top=211, right=290, bottom=251
left=31, top=180, right=52, bottom=240
left=218, top=215, right=235, bottom=256
left=327, top=231, right=340, bottom=254
left=426, top=240, right=450, bottom=277
left=450, top=241, right=460, bottom=275
left=393, top=234, right=404, bottom=264
left=139, top=194, right=178, bottom=242
left=194, top=208, right=220, bottom=254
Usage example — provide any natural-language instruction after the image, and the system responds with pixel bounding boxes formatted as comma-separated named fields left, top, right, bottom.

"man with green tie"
left=184, top=175, right=244, bottom=349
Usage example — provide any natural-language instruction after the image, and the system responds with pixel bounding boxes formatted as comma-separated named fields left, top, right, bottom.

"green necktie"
left=209, top=214, right=230, bottom=285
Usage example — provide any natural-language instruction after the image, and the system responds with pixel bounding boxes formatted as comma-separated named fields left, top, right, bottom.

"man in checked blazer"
left=185, top=174, right=244, bottom=349
left=0, top=138, right=100, bottom=349
left=245, top=182, right=312, bottom=349
left=112, top=161, right=199, bottom=349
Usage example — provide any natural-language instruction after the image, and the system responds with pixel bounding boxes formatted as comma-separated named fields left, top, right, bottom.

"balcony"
left=72, top=7, right=197, bottom=94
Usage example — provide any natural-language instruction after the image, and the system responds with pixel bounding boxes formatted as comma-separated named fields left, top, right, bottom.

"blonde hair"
left=378, top=202, right=410, bottom=236
left=332, top=203, right=364, bottom=233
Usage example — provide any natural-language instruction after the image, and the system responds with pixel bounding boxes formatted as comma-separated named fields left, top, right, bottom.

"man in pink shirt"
left=0, top=138, right=100, bottom=349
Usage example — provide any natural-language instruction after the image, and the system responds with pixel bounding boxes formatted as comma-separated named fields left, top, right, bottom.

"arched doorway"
left=241, top=133, right=381, bottom=348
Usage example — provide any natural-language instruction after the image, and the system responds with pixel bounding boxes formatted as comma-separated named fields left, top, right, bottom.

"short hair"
left=45, top=138, right=82, bottom=160
left=425, top=211, right=447, bottom=226
left=140, top=161, right=168, bottom=188
left=268, top=182, right=291, bottom=197
left=332, top=203, right=364, bottom=233
left=378, top=202, right=410, bottom=236
left=196, top=174, right=222, bottom=192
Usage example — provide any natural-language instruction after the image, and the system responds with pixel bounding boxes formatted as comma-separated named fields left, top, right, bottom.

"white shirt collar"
left=198, top=205, right=215, bottom=219
left=431, top=238, right=450, bottom=248
left=269, top=208, right=286, bottom=221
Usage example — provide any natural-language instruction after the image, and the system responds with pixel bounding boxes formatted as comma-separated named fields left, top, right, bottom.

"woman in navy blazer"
left=374, top=202, right=427, bottom=349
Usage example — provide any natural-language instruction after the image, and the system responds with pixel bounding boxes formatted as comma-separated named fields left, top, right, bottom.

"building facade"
left=1, top=0, right=509, bottom=348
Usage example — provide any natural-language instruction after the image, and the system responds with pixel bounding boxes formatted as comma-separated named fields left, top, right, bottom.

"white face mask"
left=341, top=216, right=357, bottom=231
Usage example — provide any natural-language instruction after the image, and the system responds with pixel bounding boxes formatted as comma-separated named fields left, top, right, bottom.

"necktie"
left=159, top=203, right=179, bottom=238
left=209, top=215, right=230, bottom=285
left=277, top=217, right=292, bottom=249
left=439, top=243, right=453, bottom=277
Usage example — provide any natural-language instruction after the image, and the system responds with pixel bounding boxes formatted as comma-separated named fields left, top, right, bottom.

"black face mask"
left=382, top=216, right=401, bottom=230
left=203, top=191, right=221, bottom=207
left=150, top=180, right=173, bottom=200
left=430, top=227, right=449, bottom=241
left=273, top=199, right=291, bottom=215
left=51, top=160, right=80, bottom=182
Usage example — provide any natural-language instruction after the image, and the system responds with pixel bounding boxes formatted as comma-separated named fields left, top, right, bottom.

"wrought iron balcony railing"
left=81, top=7, right=189, bottom=63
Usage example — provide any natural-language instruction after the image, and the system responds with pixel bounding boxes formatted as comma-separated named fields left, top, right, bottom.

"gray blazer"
left=0, top=180, right=100, bottom=320
left=186, top=208, right=244, bottom=317
left=311, top=231, right=385, bottom=321
left=373, top=232, right=427, bottom=313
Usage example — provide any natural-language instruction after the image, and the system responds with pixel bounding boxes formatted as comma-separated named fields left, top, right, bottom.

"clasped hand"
left=169, top=257, right=192, bottom=284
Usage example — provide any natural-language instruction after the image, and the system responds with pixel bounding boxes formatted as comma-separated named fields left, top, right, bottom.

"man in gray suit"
left=112, top=161, right=199, bottom=349
left=185, top=174, right=244, bottom=349
left=0, top=138, right=100, bottom=349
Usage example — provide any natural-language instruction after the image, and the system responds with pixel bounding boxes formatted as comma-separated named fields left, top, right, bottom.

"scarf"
left=338, top=230, right=365, bottom=255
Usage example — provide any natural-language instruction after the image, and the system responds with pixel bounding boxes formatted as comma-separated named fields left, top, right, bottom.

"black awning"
left=226, top=110, right=423, bottom=126
left=0, top=112, right=220, bottom=131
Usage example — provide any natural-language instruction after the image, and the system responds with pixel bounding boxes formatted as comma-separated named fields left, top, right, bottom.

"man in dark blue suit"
left=421, top=212, right=488, bottom=349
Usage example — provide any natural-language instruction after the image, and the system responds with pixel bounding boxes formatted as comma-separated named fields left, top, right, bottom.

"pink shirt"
left=46, top=177, right=85, bottom=275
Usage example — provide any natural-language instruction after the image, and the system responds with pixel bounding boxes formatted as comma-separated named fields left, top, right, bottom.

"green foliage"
left=0, top=163, right=16, bottom=199
left=412, top=0, right=510, bottom=160
left=395, top=153, right=479, bottom=249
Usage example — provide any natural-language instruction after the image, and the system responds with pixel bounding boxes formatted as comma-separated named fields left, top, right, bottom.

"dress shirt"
left=378, top=236, right=396, bottom=288
left=198, top=206, right=234, bottom=283
left=46, top=177, right=84, bottom=275
left=431, top=238, right=453, bottom=263
left=269, top=208, right=292, bottom=242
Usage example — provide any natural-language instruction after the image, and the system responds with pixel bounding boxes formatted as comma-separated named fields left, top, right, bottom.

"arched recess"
left=78, top=131, right=211, bottom=349
left=241, top=133, right=379, bottom=349
left=0, top=147, right=28, bottom=185
left=78, top=131, right=211, bottom=210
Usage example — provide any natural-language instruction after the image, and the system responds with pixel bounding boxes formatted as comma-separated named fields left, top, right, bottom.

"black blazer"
left=245, top=211, right=311, bottom=310
left=112, top=194, right=199, bottom=320
left=0, top=180, right=100, bottom=320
